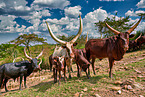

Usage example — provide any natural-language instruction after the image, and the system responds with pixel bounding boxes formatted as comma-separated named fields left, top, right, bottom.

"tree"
left=10, top=33, right=47, bottom=55
left=58, top=34, right=88, bottom=49
left=95, top=13, right=134, bottom=38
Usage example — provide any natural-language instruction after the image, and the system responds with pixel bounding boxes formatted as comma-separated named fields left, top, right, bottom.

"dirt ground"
left=1, top=50, right=145, bottom=97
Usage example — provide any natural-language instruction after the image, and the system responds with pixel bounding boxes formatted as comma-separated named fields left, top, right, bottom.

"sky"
left=0, top=0, right=145, bottom=44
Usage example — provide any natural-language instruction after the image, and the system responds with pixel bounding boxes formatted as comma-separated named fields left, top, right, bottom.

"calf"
left=0, top=47, right=43, bottom=93
left=73, top=48, right=90, bottom=78
left=52, top=56, right=65, bottom=84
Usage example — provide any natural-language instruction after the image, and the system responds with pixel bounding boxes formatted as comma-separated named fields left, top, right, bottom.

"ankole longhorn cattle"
left=0, top=47, right=43, bottom=93
left=129, top=33, right=142, bottom=51
left=73, top=32, right=90, bottom=78
left=46, top=15, right=83, bottom=80
left=85, top=16, right=142, bottom=78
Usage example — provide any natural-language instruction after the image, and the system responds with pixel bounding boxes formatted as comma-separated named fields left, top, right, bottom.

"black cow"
left=0, top=47, right=43, bottom=93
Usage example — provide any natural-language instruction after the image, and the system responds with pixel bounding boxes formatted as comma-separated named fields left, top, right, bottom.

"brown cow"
left=49, top=54, right=53, bottom=71
left=85, top=16, right=142, bottom=78
left=73, top=48, right=90, bottom=78
left=129, top=33, right=142, bottom=51
left=137, top=34, right=145, bottom=49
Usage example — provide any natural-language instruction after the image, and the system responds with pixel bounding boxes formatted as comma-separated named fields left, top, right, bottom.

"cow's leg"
left=19, top=74, right=23, bottom=90
left=79, top=67, right=82, bottom=77
left=0, top=74, right=4, bottom=94
left=92, top=57, right=96, bottom=75
left=76, top=63, right=80, bottom=77
left=59, top=70, right=61, bottom=85
left=53, top=68, right=57, bottom=83
left=109, top=58, right=115, bottom=78
left=64, top=60, right=67, bottom=82
left=24, top=76, right=27, bottom=88
left=85, top=69, right=90, bottom=79
left=4, top=78, right=9, bottom=92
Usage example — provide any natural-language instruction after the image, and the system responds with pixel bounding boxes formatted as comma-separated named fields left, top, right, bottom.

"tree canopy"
left=95, top=14, right=135, bottom=38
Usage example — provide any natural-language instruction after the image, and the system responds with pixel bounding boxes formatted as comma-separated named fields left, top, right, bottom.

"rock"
left=137, top=75, right=145, bottom=78
left=114, top=81, right=122, bottom=85
left=139, top=95, right=144, bottom=97
left=123, top=85, right=128, bottom=89
left=83, top=87, right=87, bottom=92
left=74, top=92, right=79, bottom=97
left=92, top=88, right=97, bottom=91
left=135, top=69, right=141, bottom=74
left=133, top=82, right=144, bottom=90
left=117, top=90, right=121, bottom=94
left=127, top=85, right=133, bottom=90
left=96, top=66, right=100, bottom=70
left=95, top=94, right=101, bottom=97
left=81, top=91, right=84, bottom=94
left=110, top=87, right=121, bottom=91
left=79, top=94, right=83, bottom=97
left=124, top=66, right=129, bottom=70
left=131, top=76, right=137, bottom=79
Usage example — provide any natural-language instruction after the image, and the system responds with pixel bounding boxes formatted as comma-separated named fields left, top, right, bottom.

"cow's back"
left=3, top=61, right=29, bottom=78
left=85, top=39, right=108, bottom=59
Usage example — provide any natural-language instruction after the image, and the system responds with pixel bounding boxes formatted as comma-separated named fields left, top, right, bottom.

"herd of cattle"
left=0, top=15, right=144, bottom=94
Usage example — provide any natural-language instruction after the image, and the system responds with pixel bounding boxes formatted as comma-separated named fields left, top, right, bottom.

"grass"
left=2, top=49, right=145, bottom=97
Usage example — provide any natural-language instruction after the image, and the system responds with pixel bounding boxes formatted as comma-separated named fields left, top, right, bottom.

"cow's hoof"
left=5, top=90, right=9, bottom=92
left=19, top=89, right=22, bottom=91
left=69, top=76, right=72, bottom=79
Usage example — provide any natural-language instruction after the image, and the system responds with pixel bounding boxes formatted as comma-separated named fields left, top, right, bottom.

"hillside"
left=1, top=49, right=145, bottom=97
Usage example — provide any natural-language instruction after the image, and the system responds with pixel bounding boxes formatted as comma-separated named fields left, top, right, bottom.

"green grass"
left=2, top=47, right=145, bottom=97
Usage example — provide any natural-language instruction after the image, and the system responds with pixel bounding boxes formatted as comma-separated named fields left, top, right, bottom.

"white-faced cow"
left=85, top=16, right=142, bottom=78
left=46, top=15, right=83, bottom=80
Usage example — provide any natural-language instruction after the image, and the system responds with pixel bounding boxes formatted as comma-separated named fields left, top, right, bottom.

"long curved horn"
left=36, top=46, right=44, bottom=59
left=24, top=47, right=32, bottom=60
left=127, top=16, right=142, bottom=34
left=135, top=33, right=142, bottom=42
left=38, top=59, right=42, bottom=66
left=70, top=14, right=83, bottom=43
left=105, top=22, right=120, bottom=35
left=45, top=22, right=66, bottom=45
left=86, top=32, right=88, bottom=43
left=13, top=57, right=24, bottom=63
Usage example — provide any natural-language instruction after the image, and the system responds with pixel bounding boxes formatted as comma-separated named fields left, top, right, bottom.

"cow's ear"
left=73, top=43, right=78, bottom=46
left=61, top=45, right=66, bottom=48
left=129, top=34, right=135, bottom=38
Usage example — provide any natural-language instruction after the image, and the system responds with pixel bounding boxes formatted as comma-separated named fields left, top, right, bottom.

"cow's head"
left=24, top=47, right=43, bottom=71
left=53, top=56, right=64, bottom=71
left=105, top=16, right=142, bottom=51
left=46, top=15, right=83, bottom=59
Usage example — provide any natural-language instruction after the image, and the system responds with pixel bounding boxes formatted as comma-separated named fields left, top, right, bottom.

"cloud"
left=64, top=6, right=82, bottom=18
left=125, top=10, right=145, bottom=16
left=0, top=0, right=32, bottom=16
left=83, top=8, right=108, bottom=37
left=0, top=15, right=16, bottom=33
left=125, top=10, right=138, bottom=16
left=136, top=0, right=145, bottom=8
left=33, top=0, right=70, bottom=9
